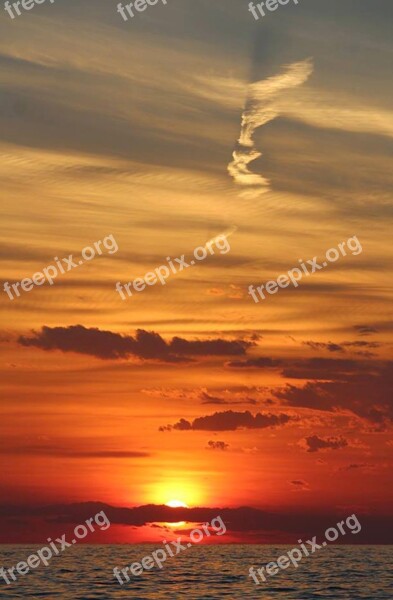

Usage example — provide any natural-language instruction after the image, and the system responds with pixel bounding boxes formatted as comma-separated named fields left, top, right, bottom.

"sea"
left=0, top=545, right=391, bottom=599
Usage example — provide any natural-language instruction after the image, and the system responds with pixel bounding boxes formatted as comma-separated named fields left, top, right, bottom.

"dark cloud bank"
left=19, top=325, right=252, bottom=362
left=0, top=502, right=391, bottom=544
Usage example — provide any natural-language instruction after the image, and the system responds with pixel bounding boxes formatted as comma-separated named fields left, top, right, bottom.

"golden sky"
left=0, top=0, right=392, bottom=542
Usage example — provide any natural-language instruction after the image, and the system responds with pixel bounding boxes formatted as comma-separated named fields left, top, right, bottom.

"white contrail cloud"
left=228, top=59, right=314, bottom=198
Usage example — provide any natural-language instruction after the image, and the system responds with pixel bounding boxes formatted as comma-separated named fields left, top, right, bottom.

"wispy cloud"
left=228, top=59, right=313, bottom=197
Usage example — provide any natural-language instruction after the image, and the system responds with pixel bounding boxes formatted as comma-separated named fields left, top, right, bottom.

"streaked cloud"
left=228, top=59, right=313, bottom=197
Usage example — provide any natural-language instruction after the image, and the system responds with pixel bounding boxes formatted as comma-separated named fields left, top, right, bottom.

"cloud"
left=290, top=480, right=310, bottom=491
left=281, top=357, right=363, bottom=380
left=303, top=340, right=380, bottom=356
left=160, top=418, right=191, bottom=432
left=227, top=357, right=280, bottom=369
left=227, top=59, right=313, bottom=197
left=0, top=445, right=150, bottom=459
left=275, top=361, right=393, bottom=425
left=303, top=341, right=344, bottom=353
left=343, top=342, right=380, bottom=349
left=339, top=463, right=374, bottom=472
left=200, top=391, right=258, bottom=406
left=169, top=336, right=251, bottom=357
left=200, top=391, right=230, bottom=405
left=142, top=387, right=259, bottom=406
left=354, top=325, right=379, bottom=336
left=160, top=410, right=293, bottom=432
left=302, top=435, right=348, bottom=453
left=18, top=325, right=252, bottom=362
left=277, top=88, right=393, bottom=140
left=1, top=502, right=392, bottom=544
left=206, top=440, right=229, bottom=451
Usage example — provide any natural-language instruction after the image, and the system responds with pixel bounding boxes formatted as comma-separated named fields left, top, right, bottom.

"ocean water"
left=0, top=545, right=392, bottom=599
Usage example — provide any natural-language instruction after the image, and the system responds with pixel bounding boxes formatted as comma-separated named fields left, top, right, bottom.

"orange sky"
left=0, top=0, right=392, bottom=543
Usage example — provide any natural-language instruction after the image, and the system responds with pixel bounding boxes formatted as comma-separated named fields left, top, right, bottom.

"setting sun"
left=148, top=478, right=206, bottom=508
left=166, top=500, right=188, bottom=508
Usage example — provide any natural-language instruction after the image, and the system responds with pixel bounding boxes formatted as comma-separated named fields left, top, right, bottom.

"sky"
left=0, top=0, right=392, bottom=544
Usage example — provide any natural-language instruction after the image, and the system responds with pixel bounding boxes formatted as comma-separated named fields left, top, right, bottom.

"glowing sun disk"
left=166, top=499, right=188, bottom=508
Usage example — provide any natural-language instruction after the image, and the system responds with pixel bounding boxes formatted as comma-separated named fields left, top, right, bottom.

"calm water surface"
left=0, top=545, right=391, bottom=599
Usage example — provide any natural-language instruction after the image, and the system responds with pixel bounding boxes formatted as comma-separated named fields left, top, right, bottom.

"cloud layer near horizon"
left=1, top=501, right=391, bottom=544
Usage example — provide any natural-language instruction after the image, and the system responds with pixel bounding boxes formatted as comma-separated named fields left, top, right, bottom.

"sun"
left=165, top=499, right=188, bottom=508
left=149, top=477, right=205, bottom=507
left=164, top=499, right=188, bottom=528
